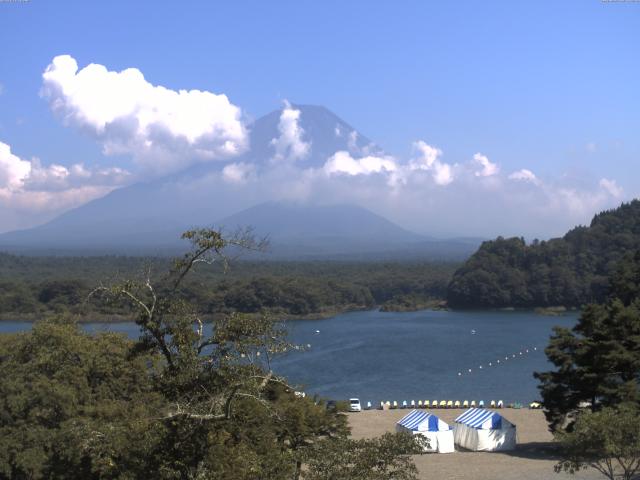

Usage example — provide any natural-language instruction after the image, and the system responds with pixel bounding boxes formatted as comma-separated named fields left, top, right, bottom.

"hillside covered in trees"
left=447, top=200, right=640, bottom=308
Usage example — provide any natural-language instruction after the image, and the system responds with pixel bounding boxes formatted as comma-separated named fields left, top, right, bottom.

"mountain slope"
left=216, top=202, right=440, bottom=258
left=0, top=104, right=480, bottom=259
left=0, top=105, right=383, bottom=253
left=447, top=200, right=640, bottom=308
left=219, top=202, right=423, bottom=243
left=191, top=103, right=379, bottom=173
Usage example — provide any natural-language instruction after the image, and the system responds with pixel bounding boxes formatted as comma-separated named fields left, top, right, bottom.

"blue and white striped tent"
left=453, top=408, right=516, bottom=451
left=396, top=410, right=454, bottom=453
left=454, top=408, right=504, bottom=430
left=398, top=409, right=451, bottom=432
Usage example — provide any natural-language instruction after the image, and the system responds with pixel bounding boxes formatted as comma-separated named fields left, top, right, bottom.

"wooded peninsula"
left=0, top=256, right=455, bottom=321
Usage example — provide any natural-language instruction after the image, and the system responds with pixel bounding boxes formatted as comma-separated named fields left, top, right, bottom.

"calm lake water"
left=0, top=309, right=577, bottom=405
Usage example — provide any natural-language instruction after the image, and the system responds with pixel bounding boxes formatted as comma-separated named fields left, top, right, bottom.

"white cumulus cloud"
left=251, top=142, right=627, bottom=238
left=599, top=178, right=623, bottom=198
left=270, top=101, right=310, bottom=162
left=0, top=142, right=31, bottom=193
left=41, top=55, right=247, bottom=175
left=324, top=150, right=397, bottom=177
left=473, top=153, right=499, bottom=177
left=508, top=168, right=540, bottom=185
left=222, top=162, right=255, bottom=184
left=23, top=160, right=129, bottom=192
left=0, top=141, right=130, bottom=224
left=409, top=141, right=455, bottom=186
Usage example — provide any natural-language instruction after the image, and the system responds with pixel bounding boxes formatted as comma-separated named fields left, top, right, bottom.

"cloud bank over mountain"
left=0, top=141, right=128, bottom=230
left=205, top=101, right=624, bottom=238
left=0, top=55, right=630, bottom=238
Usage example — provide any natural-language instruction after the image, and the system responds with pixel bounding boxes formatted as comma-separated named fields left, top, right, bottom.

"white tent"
left=453, top=408, right=516, bottom=451
left=395, top=409, right=455, bottom=453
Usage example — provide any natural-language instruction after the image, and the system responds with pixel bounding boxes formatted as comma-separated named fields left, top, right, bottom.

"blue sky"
left=0, top=0, right=638, bottom=236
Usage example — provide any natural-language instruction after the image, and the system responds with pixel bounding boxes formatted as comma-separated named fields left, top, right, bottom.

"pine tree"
left=535, top=251, right=640, bottom=432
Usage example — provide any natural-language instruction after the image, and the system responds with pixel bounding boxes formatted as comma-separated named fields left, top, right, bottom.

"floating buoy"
left=489, top=362, right=492, bottom=366
left=468, top=368, right=472, bottom=373
left=458, top=372, right=462, bottom=376
left=479, top=365, right=483, bottom=369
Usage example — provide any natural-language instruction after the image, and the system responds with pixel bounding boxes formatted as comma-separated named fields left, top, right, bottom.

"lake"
left=0, top=309, right=577, bottom=405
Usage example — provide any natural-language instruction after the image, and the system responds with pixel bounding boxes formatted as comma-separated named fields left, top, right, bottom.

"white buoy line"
left=457, top=346, right=539, bottom=377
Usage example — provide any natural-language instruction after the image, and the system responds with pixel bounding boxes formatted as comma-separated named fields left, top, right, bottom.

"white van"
left=349, top=398, right=362, bottom=412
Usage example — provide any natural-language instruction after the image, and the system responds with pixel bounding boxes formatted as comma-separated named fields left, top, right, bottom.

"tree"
left=534, top=252, right=640, bottom=431
left=555, top=405, right=640, bottom=480
left=448, top=200, right=640, bottom=309
left=90, top=228, right=422, bottom=478
left=303, top=432, right=424, bottom=480
left=270, top=393, right=349, bottom=480
left=1, top=228, right=423, bottom=479
left=89, top=228, right=311, bottom=478
left=0, top=318, right=163, bottom=479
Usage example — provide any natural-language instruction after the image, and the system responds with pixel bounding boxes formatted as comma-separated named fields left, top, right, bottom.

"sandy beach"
left=347, top=409, right=601, bottom=480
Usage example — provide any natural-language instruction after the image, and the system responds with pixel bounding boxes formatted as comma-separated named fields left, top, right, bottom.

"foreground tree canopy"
left=0, top=229, right=421, bottom=480
left=535, top=251, right=640, bottom=432
left=535, top=250, right=640, bottom=479
left=555, top=405, right=640, bottom=480
left=448, top=200, right=640, bottom=308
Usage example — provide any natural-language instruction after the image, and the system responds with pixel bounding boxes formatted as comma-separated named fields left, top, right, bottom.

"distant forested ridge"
left=447, top=200, right=640, bottom=308
left=0, top=255, right=456, bottom=320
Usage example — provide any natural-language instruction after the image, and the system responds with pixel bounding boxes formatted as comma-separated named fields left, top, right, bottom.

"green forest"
left=0, top=253, right=456, bottom=321
left=447, top=200, right=640, bottom=308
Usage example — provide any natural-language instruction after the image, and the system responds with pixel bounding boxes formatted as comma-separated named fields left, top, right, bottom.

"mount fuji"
left=0, top=105, right=481, bottom=259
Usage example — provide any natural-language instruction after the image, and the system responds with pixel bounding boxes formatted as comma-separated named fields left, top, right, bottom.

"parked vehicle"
left=349, top=398, right=362, bottom=412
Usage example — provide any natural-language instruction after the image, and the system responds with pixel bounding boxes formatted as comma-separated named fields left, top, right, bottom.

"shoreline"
left=0, top=304, right=432, bottom=323
left=0, top=306, right=374, bottom=324
left=0, top=303, right=579, bottom=323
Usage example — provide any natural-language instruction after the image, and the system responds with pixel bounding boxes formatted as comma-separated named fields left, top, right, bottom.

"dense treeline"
left=0, top=255, right=456, bottom=319
left=447, top=200, right=640, bottom=308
